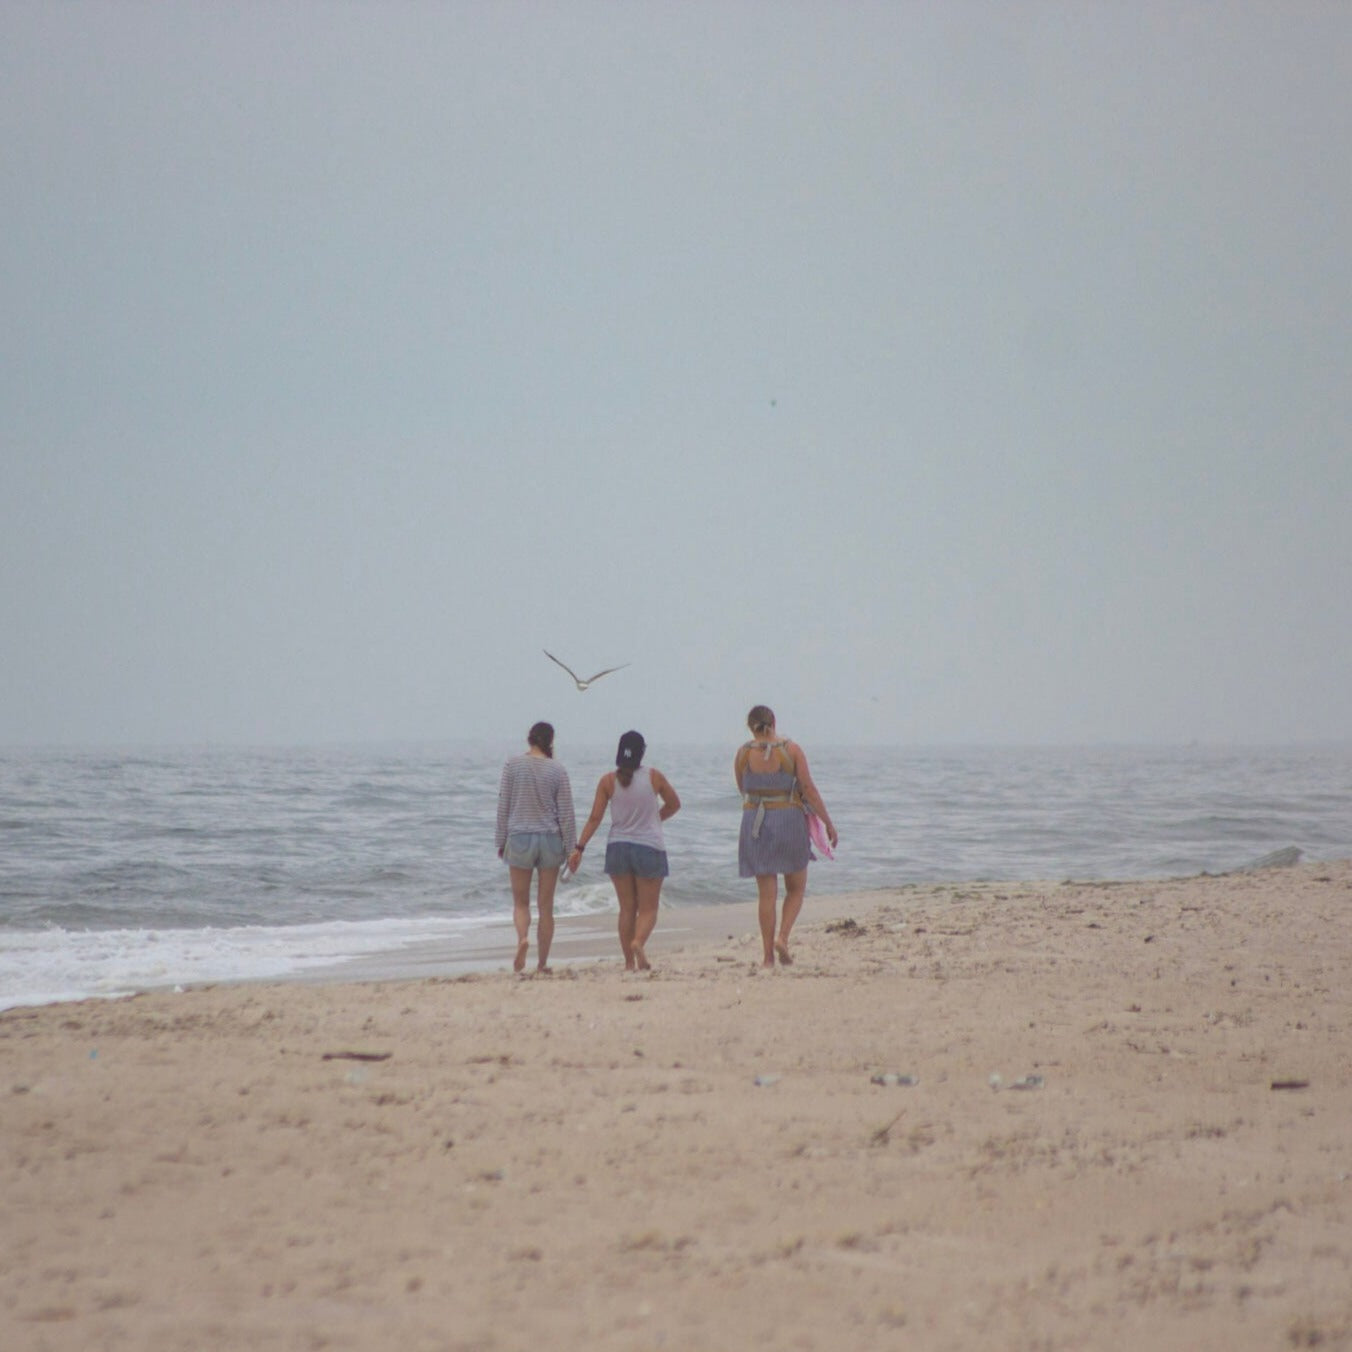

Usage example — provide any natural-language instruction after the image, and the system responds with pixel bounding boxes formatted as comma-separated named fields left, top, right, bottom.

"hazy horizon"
left=4, top=3, right=1349, bottom=750
left=5, top=733, right=1349, bottom=756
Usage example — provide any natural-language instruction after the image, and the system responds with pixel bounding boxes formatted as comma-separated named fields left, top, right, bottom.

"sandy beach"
left=4, top=861, right=1350, bottom=1351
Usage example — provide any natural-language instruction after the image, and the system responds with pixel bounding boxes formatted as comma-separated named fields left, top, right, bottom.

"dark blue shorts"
left=604, top=841, right=669, bottom=879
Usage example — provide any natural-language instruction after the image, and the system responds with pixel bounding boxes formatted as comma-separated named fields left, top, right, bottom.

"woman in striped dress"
left=735, top=705, right=837, bottom=969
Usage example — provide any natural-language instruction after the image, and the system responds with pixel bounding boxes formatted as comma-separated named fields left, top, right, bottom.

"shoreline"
left=0, top=887, right=1019, bottom=1013
left=4, top=862, right=1350, bottom=1350
left=308, top=888, right=882, bottom=986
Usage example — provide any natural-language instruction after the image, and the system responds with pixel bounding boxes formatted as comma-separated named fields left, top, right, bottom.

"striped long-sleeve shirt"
left=495, top=754, right=577, bottom=854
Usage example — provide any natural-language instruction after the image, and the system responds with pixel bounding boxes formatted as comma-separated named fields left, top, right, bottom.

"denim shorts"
left=604, top=841, right=669, bottom=879
left=503, top=832, right=567, bottom=870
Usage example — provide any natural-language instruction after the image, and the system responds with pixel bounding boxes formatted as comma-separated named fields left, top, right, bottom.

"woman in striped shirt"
left=496, top=721, right=577, bottom=973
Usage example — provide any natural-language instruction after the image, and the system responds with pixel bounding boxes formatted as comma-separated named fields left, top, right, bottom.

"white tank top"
left=607, top=767, right=665, bottom=850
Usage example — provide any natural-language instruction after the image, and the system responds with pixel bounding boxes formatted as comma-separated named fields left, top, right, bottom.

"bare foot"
left=774, top=940, right=793, bottom=967
left=536, top=963, right=553, bottom=975
left=634, top=945, right=650, bottom=972
left=513, top=939, right=529, bottom=973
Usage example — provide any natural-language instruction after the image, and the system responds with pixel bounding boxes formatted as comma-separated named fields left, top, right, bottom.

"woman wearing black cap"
left=570, top=731, right=681, bottom=971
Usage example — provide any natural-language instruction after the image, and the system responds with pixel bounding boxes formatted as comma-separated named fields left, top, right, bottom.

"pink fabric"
left=805, top=808, right=834, bottom=860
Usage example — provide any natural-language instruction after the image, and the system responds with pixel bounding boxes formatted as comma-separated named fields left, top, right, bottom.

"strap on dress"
left=739, top=741, right=800, bottom=839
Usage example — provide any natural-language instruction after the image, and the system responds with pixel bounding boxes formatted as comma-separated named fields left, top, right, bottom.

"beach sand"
left=3, top=862, right=1351, bottom=1351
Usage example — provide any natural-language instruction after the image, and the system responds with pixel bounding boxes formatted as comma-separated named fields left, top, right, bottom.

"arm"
left=569, top=773, right=614, bottom=869
left=732, top=745, right=749, bottom=794
left=556, top=768, right=578, bottom=855
left=788, top=742, right=838, bottom=848
left=495, top=761, right=512, bottom=856
left=651, top=768, right=681, bottom=821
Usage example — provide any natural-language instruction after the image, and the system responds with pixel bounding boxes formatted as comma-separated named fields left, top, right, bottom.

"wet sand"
left=3, top=862, right=1350, bottom=1350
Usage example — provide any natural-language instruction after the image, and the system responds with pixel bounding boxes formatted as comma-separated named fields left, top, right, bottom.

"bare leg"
left=756, top=874, right=779, bottom=968
left=535, top=866, right=560, bottom=971
left=633, top=876, right=662, bottom=971
left=612, top=873, right=638, bottom=969
left=508, top=866, right=534, bottom=972
left=776, top=868, right=808, bottom=965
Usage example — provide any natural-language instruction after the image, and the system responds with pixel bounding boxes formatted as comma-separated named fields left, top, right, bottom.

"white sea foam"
left=0, top=916, right=480, bottom=1011
left=0, top=867, right=622, bottom=1010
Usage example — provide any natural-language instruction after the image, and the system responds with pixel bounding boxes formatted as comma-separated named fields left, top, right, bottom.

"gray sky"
left=3, top=1, right=1349, bottom=748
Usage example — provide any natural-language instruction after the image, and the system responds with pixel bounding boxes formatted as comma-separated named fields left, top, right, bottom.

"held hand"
left=827, top=825, right=839, bottom=849
left=567, top=847, right=583, bottom=874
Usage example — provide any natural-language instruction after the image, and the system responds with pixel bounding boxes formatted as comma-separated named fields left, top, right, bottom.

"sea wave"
left=3, top=741, right=1350, bottom=1008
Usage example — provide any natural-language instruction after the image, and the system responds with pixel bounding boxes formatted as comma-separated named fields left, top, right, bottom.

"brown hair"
left=527, top=721, right=555, bottom=757
left=615, top=730, right=645, bottom=787
left=746, top=705, right=776, bottom=737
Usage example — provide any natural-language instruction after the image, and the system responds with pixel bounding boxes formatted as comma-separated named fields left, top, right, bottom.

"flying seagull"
left=543, top=650, right=630, bottom=691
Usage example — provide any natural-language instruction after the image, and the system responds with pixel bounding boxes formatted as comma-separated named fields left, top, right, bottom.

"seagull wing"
left=584, top=663, right=630, bottom=684
left=543, top=650, right=582, bottom=683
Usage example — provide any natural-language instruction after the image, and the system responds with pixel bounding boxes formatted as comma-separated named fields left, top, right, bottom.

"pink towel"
left=805, top=808, right=834, bottom=860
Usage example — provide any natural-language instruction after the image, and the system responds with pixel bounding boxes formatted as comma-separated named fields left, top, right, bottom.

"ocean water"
left=2, top=741, right=1349, bottom=1010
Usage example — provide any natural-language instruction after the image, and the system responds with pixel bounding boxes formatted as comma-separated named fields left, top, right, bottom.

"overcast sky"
left=3, top=2, right=1349, bottom=749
